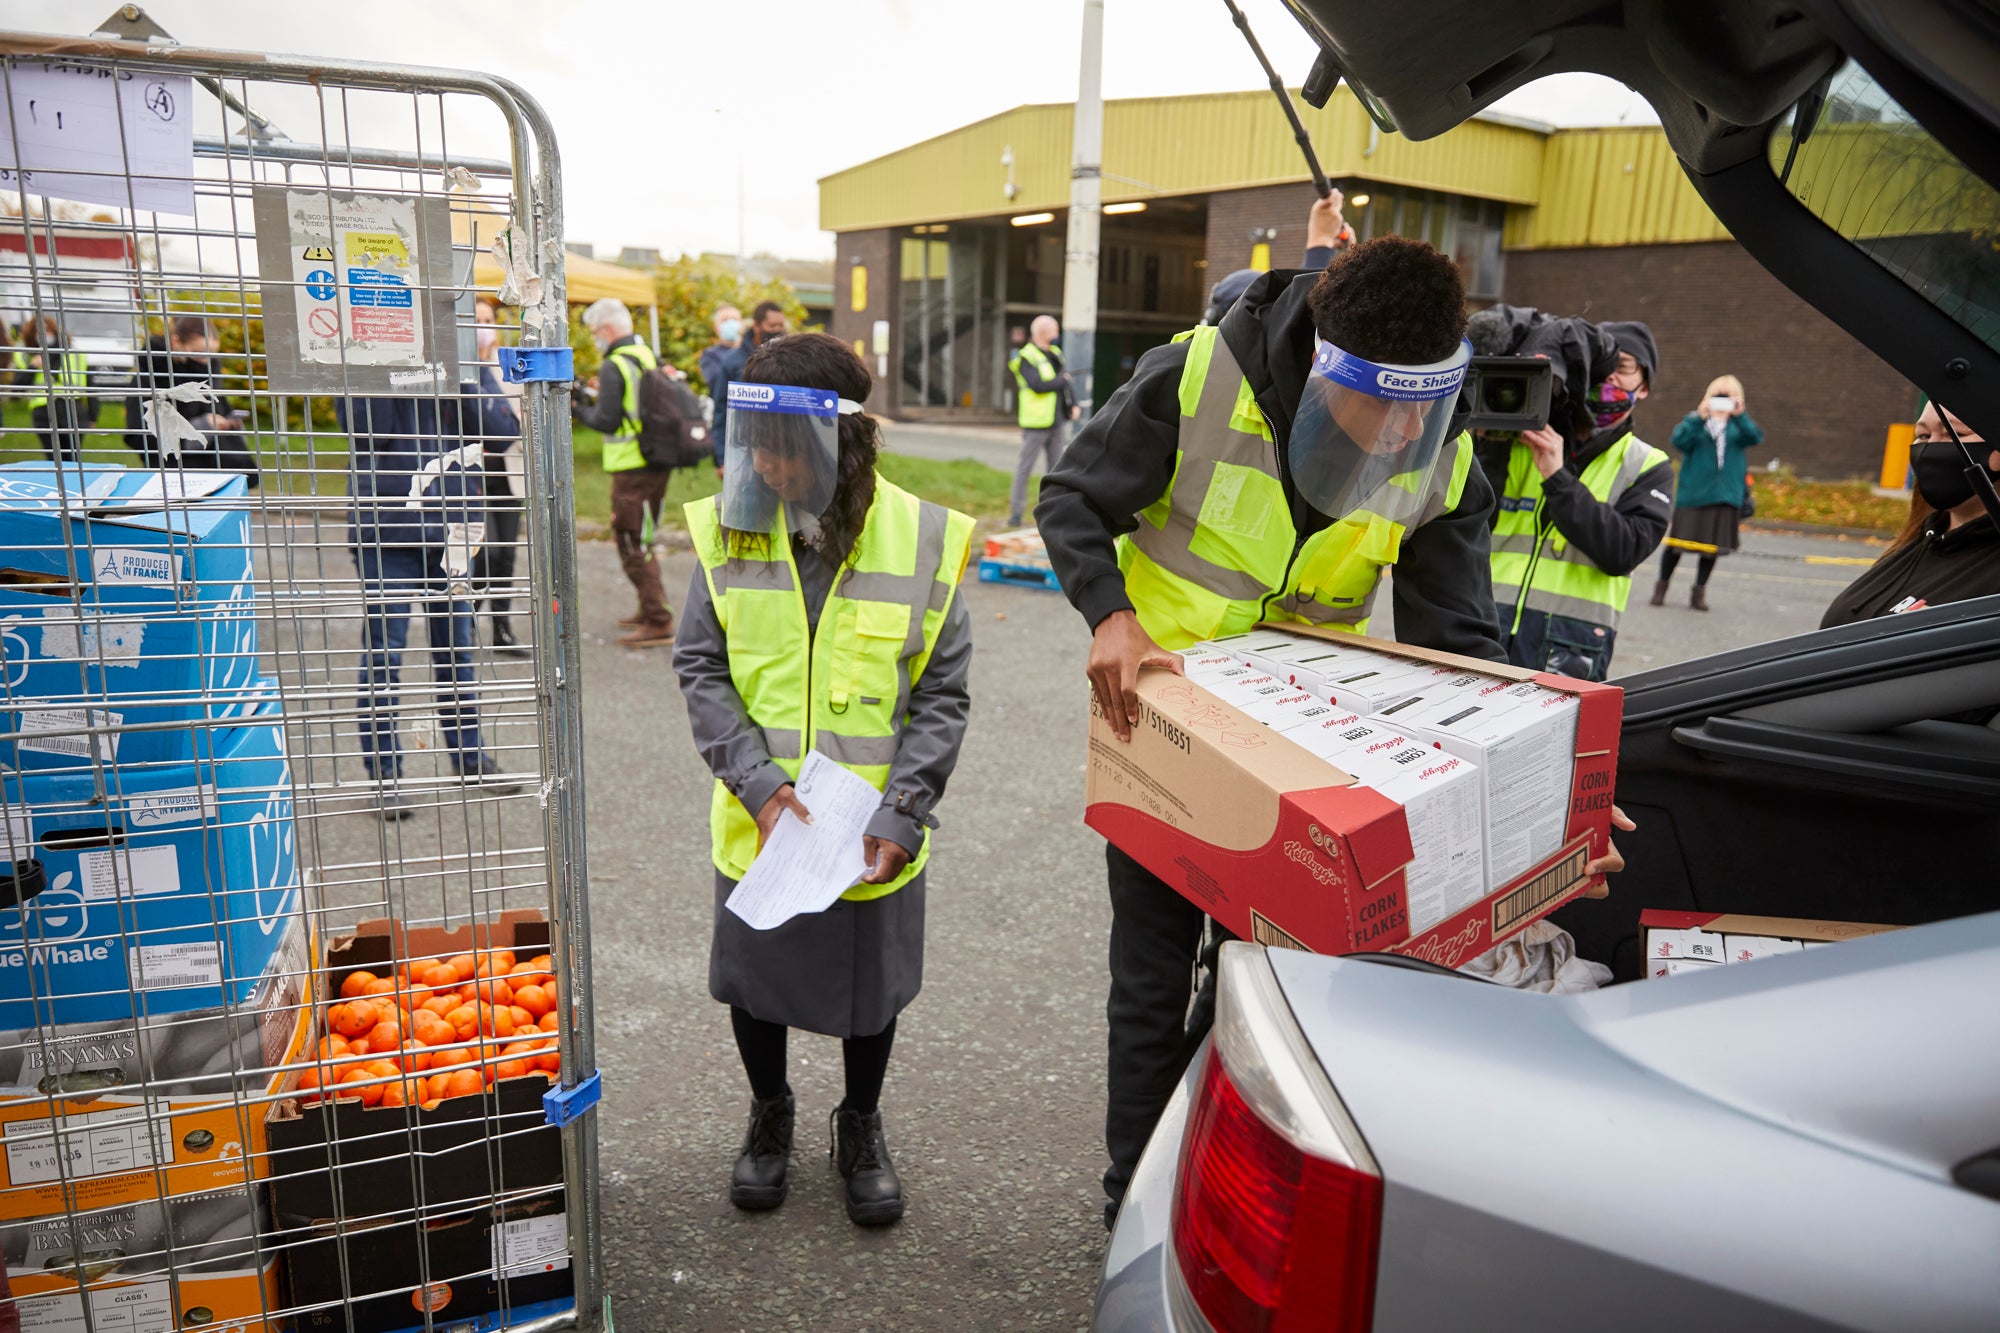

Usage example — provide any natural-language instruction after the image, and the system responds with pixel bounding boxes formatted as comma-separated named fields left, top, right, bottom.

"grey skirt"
left=1669, top=501, right=1741, bottom=554
left=710, top=869, right=926, bottom=1039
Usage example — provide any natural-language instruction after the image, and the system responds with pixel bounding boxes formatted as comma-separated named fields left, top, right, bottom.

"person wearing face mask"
left=1489, top=321, right=1674, bottom=681
left=571, top=297, right=676, bottom=647
left=673, top=332, right=975, bottom=1227
left=1822, top=401, right=2000, bottom=626
left=124, top=316, right=258, bottom=480
left=1652, top=374, right=1762, bottom=611
left=1037, top=236, right=1634, bottom=1231
left=708, top=299, right=790, bottom=469
left=700, top=304, right=743, bottom=468
left=466, top=298, right=527, bottom=655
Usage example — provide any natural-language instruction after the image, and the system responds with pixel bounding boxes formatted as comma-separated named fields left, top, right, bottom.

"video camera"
left=1454, top=357, right=1553, bottom=434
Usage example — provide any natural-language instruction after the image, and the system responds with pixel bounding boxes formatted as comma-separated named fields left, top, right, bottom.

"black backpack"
left=615, top=348, right=710, bottom=470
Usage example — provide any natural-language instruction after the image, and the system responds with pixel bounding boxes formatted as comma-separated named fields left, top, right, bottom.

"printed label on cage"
left=4, top=1106, right=166, bottom=1185
left=18, top=1279, right=173, bottom=1333
left=78, top=845, right=179, bottom=900
left=125, top=940, right=220, bottom=991
left=125, top=784, right=217, bottom=829
left=492, top=1212, right=570, bottom=1279
left=89, top=547, right=179, bottom=588
left=16, top=707, right=121, bottom=759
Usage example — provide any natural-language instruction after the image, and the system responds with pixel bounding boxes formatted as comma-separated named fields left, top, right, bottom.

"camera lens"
left=1484, top=376, right=1527, bottom=414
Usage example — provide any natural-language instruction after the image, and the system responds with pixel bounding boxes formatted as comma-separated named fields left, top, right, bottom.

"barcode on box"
left=126, top=941, right=221, bottom=991
left=17, top=706, right=122, bottom=759
left=1249, top=909, right=1309, bottom=952
left=492, top=1212, right=570, bottom=1279
left=1491, top=841, right=1591, bottom=935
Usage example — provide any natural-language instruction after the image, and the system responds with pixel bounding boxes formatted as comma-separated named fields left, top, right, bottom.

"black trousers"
left=1104, top=844, right=1232, bottom=1223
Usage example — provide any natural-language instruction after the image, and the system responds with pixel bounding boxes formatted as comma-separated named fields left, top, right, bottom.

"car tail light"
left=1171, top=942, right=1381, bottom=1333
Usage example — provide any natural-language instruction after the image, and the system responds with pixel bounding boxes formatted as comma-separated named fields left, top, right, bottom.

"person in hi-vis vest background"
left=1007, top=315, right=1080, bottom=527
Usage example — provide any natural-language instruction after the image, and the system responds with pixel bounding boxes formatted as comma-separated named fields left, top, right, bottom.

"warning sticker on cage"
left=5, top=1105, right=167, bottom=1185
left=77, top=844, right=180, bottom=900
left=285, top=190, right=425, bottom=368
left=18, top=1278, right=173, bottom=1333
left=126, top=940, right=220, bottom=991
left=16, top=706, right=120, bottom=759
left=492, top=1212, right=570, bottom=1279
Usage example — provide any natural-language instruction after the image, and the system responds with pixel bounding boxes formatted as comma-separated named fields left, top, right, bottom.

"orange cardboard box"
left=1086, top=625, right=1623, bottom=967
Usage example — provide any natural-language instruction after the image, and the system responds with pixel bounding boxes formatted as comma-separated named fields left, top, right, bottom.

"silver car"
left=1097, top=922, right=2000, bottom=1332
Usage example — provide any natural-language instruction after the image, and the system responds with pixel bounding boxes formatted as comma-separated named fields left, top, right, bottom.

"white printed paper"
left=0, top=63, right=194, bottom=215
left=126, top=940, right=220, bottom=991
left=4, top=1105, right=166, bottom=1185
left=492, top=1212, right=571, bottom=1279
left=284, top=189, right=427, bottom=369
left=19, top=1279, right=173, bottom=1333
left=725, top=751, right=877, bottom=931
left=16, top=706, right=121, bottom=759
left=77, top=844, right=179, bottom=900
left=88, top=470, right=236, bottom=510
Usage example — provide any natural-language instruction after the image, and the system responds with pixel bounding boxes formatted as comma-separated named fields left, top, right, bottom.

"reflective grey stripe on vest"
left=817, top=730, right=900, bottom=767
left=1498, top=584, right=1624, bottom=624
left=824, top=498, right=953, bottom=766
left=1126, top=337, right=1276, bottom=604
left=760, top=727, right=803, bottom=760
left=710, top=556, right=797, bottom=594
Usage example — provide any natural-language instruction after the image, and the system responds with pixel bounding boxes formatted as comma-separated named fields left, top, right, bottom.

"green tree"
left=646, top=257, right=808, bottom=392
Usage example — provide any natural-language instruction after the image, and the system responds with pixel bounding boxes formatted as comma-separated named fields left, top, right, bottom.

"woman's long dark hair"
left=726, top=331, right=879, bottom=567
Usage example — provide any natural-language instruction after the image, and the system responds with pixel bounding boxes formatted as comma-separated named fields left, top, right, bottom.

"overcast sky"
left=5, top=0, right=1658, bottom=260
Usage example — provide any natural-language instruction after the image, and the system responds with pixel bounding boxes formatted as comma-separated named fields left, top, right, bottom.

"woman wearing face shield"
left=671, top=333, right=976, bottom=1228
left=1822, top=401, right=2000, bottom=625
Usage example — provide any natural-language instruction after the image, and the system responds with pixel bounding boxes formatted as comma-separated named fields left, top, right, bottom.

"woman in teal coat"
left=1651, top=374, right=1763, bottom=610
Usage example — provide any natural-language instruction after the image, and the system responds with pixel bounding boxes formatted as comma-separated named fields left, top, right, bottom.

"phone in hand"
left=1706, top=395, right=1736, bottom=415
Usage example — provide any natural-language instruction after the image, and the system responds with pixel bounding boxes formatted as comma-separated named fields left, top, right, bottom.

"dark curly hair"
left=728, top=331, right=879, bottom=567
left=1306, top=235, right=1466, bottom=364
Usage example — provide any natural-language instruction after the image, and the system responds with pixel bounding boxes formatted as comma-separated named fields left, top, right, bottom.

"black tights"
left=729, top=1006, right=897, bottom=1114
left=1660, top=547, right=1716, bottom=587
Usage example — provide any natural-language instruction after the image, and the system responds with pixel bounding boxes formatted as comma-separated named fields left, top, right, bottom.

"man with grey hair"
left=1007, top=315, right=1080, bottom=527
left=571, top=297, right=674, bottom=646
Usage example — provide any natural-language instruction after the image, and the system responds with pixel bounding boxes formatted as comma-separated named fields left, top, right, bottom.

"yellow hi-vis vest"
left=1116, top=324, right=1475, bottom=651
left=1490, top=431, right=1671, bottom=634
left=1008, top=343, right=1060, bottom=429
left=684, top=474, right=976, bottom=899
left=600, top=340, right=659, bottom=473
left=26, top=350, right=86, bottom=411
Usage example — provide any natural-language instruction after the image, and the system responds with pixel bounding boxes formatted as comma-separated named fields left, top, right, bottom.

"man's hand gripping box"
left=1085, top=626, right=1623, bottom=967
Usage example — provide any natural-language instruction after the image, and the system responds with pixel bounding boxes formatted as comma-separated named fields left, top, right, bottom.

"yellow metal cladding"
left=818, top=89, right=1545, bottom=232
left=1505, top=127, right=1732, bottom=249
left=820, top=90, right=1738, bottom=251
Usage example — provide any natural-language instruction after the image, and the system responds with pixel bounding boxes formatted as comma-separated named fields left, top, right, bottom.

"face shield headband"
left=720, top=383, right=865, bottom=533
left=1287, top=337, right=1471, bottom=523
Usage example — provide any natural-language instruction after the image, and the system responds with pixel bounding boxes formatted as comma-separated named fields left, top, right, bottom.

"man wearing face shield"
left=1488, top=321, right=1674, bottom=682
left=1037, top=236, right=1518, bottom=1230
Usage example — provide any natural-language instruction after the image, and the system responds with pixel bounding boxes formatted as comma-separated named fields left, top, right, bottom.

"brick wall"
left=1204, top=182, right=1325, bottom=286
left=830, top=228, right=897, bottom=416
left=1502, top=241, right=1919, bottom=480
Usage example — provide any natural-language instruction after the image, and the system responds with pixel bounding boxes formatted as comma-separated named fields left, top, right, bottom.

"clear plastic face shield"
left=1289, top=338, right=1471, bottom=522
left=721, top=383, right=860, bottom=532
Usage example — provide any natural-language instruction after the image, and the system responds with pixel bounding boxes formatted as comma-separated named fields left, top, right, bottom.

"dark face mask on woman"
left=1911, top=436, right=2000, bottom=511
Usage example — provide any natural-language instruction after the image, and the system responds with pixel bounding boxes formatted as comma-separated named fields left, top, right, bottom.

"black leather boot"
left=832, top=1105, right=904, bottom=1226
left=730, top=1093, right=794, bottom=1210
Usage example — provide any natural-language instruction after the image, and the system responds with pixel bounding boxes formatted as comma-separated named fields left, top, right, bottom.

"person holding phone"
left=1653, top=374, right=1763, bottom=610
left=672, top=332, right=975, bottom=1227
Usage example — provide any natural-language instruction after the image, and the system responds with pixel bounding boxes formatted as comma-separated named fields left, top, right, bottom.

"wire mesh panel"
left=0, top=14, right=601, bottom=1333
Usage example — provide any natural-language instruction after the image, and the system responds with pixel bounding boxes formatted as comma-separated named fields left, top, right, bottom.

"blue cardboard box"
left=0, top=464, right=264, bottom=772
left=0, top=695, right=300, bottom=1028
